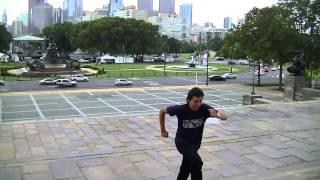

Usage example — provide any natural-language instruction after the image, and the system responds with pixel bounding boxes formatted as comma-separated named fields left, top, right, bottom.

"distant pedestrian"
left=159, top=87, right=227, bottom=180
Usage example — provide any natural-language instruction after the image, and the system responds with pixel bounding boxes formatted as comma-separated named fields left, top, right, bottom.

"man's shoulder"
left=167, top=104, right=186, bottom=116
left=201, top=103, right=212, bottom=110
left=168, top=104, right=186, bottom=110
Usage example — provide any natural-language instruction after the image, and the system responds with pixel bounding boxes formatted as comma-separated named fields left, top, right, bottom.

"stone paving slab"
left=0, top=100, right=319, bottom=179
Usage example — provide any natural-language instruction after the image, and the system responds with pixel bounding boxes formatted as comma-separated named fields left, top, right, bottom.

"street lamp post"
left=251, top=61, right=256, bottom=95
left=206, top=50, right=209, bottom=86
left=163, top=53, right=166, bottom=77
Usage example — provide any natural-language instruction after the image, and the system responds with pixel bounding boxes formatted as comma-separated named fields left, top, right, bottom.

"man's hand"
left=209, top=109, right=228, bottom=120
left=159, top=108, right=169, bottom=138
left=209, top=109, right=218, bottom=118
left=161, top=130, right=169, bottom=138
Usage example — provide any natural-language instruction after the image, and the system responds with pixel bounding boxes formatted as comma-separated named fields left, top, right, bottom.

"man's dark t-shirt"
left=167, top=103, right=213, bottom=150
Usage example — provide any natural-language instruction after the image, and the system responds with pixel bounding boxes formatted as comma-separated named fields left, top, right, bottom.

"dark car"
left=216, top=57, right=224, bottom=61
left=0, top=80, right=5, bottom=85
left=228, top=61, right=236, bottom=65
left=209, top=75, right=227, bottom=81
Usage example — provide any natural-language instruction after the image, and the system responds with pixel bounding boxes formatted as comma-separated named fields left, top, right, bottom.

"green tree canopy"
left=0, top=23, right=12, bottom=53
left=42, top=22, right=74, bottom=56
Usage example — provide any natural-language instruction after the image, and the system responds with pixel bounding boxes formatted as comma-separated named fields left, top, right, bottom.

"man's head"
left=186, top=87, right=204, bottom=111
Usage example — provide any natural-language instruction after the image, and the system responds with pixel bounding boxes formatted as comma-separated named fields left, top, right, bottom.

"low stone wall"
left=295, top=88, right=320, bottom=101
left=0, top=97, right=2, bottom=123
left=284, top=76, right=312, bottom=102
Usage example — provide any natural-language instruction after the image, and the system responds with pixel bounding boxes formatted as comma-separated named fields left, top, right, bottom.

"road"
left=0, top=71, right=284, bottom=92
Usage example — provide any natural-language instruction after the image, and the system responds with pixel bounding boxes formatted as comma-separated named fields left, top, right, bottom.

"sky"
left=0, top=0, right=278, bottom=27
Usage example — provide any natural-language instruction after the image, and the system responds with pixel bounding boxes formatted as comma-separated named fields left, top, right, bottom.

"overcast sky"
left=0, top=0, right=278, bottom=27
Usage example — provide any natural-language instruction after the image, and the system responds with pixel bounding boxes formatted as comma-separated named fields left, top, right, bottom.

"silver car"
left=223, top=73, right=237, bottom=79
left=39, top=78, right=57, bottom=85
left=115, top=79, right=133, bottom=86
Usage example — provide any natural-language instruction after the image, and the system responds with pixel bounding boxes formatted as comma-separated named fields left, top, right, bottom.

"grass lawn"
left=83, top=62, right=248, bottom=78
left=0, top=62, right=249, bottom=80
left=0, top=62, right=26, bottom=69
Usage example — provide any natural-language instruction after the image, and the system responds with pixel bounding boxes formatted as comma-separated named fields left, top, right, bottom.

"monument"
left=284, top=51, right=311, bottom=101
left=27, top=40, right=81, bottom=73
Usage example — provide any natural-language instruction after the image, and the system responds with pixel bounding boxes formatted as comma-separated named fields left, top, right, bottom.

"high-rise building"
left=224, top=17, right=232, bottom=29
left=2, top=10, right=7, bottom=24
left=138, top=0, right=153, bottom=16
left=19, top=13, right=29, bottom=34
left=113, top=6, right=148, bottom=21
left=19, top=13, right=29, bottom=26
left=204, top=22, right=215, bottom=28
left=53, top=8, right=63, bottom=24
left=148, top=16, right=187, bottom=41
left=179, top=4, right=192, bottom=28
left=159, top=0, right=175, bottom=14
left=63, top=0, right=83, bottom=22
left=93, top=7, right=109, bottom=18
left=31, top=3, right=53, bottom=33
left=109, top=0, right=124, bottom=16
left=28, top=0, right=46, bottom=32
left=12, top=18, right=24, bottom=36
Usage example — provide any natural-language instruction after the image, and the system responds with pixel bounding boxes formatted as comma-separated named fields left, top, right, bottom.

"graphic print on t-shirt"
left=182, top=118, right=205, bottom=128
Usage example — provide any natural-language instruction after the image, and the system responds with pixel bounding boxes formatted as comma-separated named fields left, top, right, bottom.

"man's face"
left=188, top=96, right=203, bottom=111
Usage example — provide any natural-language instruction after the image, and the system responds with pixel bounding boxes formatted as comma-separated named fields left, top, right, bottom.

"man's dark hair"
left=187, top=87, right=204, bottom=101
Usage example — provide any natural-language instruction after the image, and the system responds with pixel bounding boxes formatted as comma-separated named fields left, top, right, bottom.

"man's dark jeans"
left=175, top=139, right=203, bottom=180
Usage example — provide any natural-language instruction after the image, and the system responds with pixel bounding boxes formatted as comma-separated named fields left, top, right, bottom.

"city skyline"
left=0, top=0, right=278, bottom=28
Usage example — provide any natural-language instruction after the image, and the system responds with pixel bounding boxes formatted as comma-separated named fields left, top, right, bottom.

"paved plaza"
left=0, top=86, right=319, bottom=179
left=0, top=86, right=281, bottom=122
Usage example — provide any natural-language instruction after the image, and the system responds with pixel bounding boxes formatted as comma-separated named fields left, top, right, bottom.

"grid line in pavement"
left=1, top=87, right=279, bottom=122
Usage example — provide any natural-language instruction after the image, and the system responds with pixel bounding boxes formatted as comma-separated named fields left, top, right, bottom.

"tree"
left=181, top=41, right=196, bottom=53
left=279, top=0, right=320, bottom=71
left=72, top=17, right=162, bottom=60
left=161, top=35, right=181, bottom=53
left=42, top=22, right=74, bottom=57
left=207, top=36, right=223, bottom=51
left=217, top=32, right=247, bottom=59
left=233, top=6, right=300, bottom=88
left=0, top=23, right=12, bottom=53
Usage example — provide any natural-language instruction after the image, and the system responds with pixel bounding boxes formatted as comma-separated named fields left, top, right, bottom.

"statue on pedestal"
left=287, top=51, right=305, bottom=76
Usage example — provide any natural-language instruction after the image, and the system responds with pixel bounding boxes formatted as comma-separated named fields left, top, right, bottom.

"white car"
left=0, top=80, right=5, bottom=85
left=78, top=59, right=89, bottom=63
left=39, top=78, right=57, bottom=85
left=255, top=71, right=265, bottom=76
left=271, top=67, right=277, bottom=71
left=239, top=60, right=249, bottom=65
left=71, top=75, right=89, bottom=82
left=56, top=79, right=77, bottom=87
left=223, top=73, right=237, bottom=79
left=115, top=79, right=133, bottom=86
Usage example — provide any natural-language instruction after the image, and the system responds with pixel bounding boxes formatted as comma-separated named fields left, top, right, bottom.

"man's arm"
left=209, top=109, right=228, bottom=120
left=159, top=107, right=169, bottom=137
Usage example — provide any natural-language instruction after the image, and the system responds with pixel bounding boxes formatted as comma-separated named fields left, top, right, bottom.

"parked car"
left=209, top=75, right=227, bottom=81
left=223, top=73, right=237, bottom=79
left=255, top=71, right=265, bottom=76
left=271, top=67, right=277, bottom=71
left=215, top=57, right=224, bottom=61
left=0, top=80, right=5, bottom=85
left=56, top=79, right=77, bottom=87
left=115, top=79, right=133, bottom=86
left=71, top=74, right=89, bottom=82
left=39, top=78, right=57, bottom=85
left=228, top=61, right=236, bottom=65
left=78, top=59, right=90, bottom=63
left=239, top=60, right=249, bottom=65
left=263, top=67, right=270, bottom=72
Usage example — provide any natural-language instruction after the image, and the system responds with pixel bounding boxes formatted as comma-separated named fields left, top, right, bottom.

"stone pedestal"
left=243, top=94, right=263, bottom=105
left=284, top=75, right=311, bottom=101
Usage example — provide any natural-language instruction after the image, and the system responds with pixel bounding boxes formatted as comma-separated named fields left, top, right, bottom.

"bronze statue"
left=287, top=51, right=305, bottom=76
